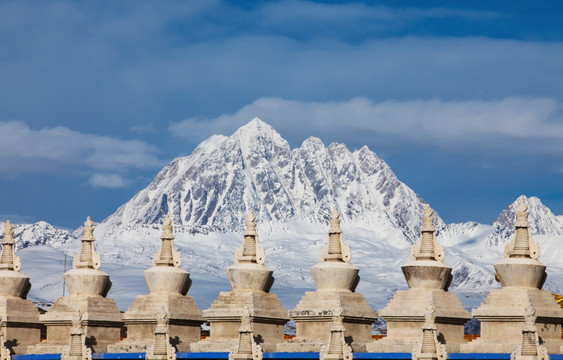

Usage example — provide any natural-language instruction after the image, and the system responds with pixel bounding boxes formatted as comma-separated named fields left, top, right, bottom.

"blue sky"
left=0, top=0, right=562, bottom=228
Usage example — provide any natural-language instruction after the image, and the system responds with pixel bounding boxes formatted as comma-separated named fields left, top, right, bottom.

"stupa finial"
left=524, top=303, right=536, bottom=328
left=240, top=306, right=252, bottom=332
left=153, top=215, right=181, bottom=267
left=162, top=215, right=173, bottom=239
left=0, top=220, right=21, bottom=271
left=234, top=211, right=265, bottom=265
left=329, top=207, right=341, bottom=233
left=504, top=198, right=540, bottom=259
left=70, top=311, right=83, bottom=335
left=73, top=216, right=101, bottom=270
left=3, top=220, right=13, bottom=240
left=410, top=205, right=444, bottom=261
left=154, top=309, right=169, bottom=334
left=320, top=207, right=352, bottom=263
left=82, top=216, right=94, bottom=241
left=245, top=211, right=257, bottom=236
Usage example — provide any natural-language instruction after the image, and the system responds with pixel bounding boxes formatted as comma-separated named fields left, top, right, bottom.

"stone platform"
left=367, top=205, right=470, bottom=353
left=461, top=199, right=563, bottom=354
left=278, top=208, right=377, bottom=353
left=192, top=211, right=288, bottom=353
left=367, top=288, right=470, bottom=353
left=192, top=290, right=287, bottom=352
left=0, top=296, right=42, bottom=354
left=278, top=289, right=376, bottom=352
left=460, top=287, right=563, bottom=353
left=29, top=295, right=122, bottom=354
left=109, top=293, right=203, bottom=352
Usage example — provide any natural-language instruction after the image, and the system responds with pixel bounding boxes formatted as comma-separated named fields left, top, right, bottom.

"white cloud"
left=170, top=96, right=563, bottom=156
left=0, top=121, right=162, bottom=175
left=88, top=174, right=130, bottom=189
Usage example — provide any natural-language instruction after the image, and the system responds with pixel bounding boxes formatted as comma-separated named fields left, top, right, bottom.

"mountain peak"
left=102, top=118, right=427, bottom=244
left=232, top=118, right=285, bottom=147
left=301, top=136, right=325, bottom=149
left=235, top=117, right=274, bottom=135
left=487, top=195, right=563, bottom=247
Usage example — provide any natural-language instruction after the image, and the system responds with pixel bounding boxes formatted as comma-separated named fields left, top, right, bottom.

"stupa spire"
left=146, top=309, right=176, bottom=360
left=283, top=204, right=376, bottom=353
left=510, top=304, right=548, bottom=360
left=154, top=215, right=181, bottom=267
left=410, top=205, right=444, bottom=261
left=234, top=211, right=265, bottom=265
left=197, top=208, right=287, bottom=352
left=319, top=308, right=353, bottom=360
left=320, top=208, right=351, bottom=263
left=504, top=199, right=540, bottom=259
left=73, top=217, right=101, bottom=270
left=371, top=203, right=468, bottom=353
left=412, top=303, right=447, bottom=360
left=61, top=311, right=92, bottom=360
left=0, top=220, right=21, bottom=271
left=229, top=307, right=263, bottom=360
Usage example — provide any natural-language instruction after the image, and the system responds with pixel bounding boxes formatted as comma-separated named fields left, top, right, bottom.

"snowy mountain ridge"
left=104, top=118, right=430, bottom=246
left=2, top=119, right=563, bottom=312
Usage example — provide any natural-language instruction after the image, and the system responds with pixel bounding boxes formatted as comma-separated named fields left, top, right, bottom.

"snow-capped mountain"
left=487, top=195, right=563, bottom=249
left=0, top=221, right=71, bottom=248
left=483, top=196, right=563, bottom=295
left=103, top=118, right=430, bottom=245
left=2, top=119, right=563, bottom=314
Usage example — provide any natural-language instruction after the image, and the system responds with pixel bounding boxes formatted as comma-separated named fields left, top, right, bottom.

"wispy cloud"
left=0, top=214, right=35, bottom=224
left=170, top=96, right=563, bottom=157
left=130, top=122, right=155, bottom=134
left=0, top=1, right=560, bottom=137
left=88, top=174, right=130, bottom=189
left=0, top=121, right=162, bottom=176
left=255, top=2, right=500, bottom=40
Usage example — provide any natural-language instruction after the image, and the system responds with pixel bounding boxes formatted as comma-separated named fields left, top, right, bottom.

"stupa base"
left=277, top=289, right=376, bottom=352
left=191, top=290, right=287, bottom=352
left=109, top=293, right=204, bottom=352
left=366, top=288, right=470, bottom=353
left=461, top=287, right=563, bottom=354
left=29, top=295, right=122, bottom=353
left=0, top=296, right=41, bottom=354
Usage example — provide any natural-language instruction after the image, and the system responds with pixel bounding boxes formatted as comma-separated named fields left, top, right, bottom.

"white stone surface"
left=192, top=212, right=287, bottom=353
left=368, top=206, right=470, bottom=353
left=30, top=217, right=122, bottom=354
left=113, top=215, right=203, bottom=353
left=0, top=220, right=41, bottom=354
left=279, top=209, right=377, bottom=353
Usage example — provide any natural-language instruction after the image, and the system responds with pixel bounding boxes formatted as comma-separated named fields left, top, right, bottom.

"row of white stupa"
left=0, top=199, right=560, bottom=360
